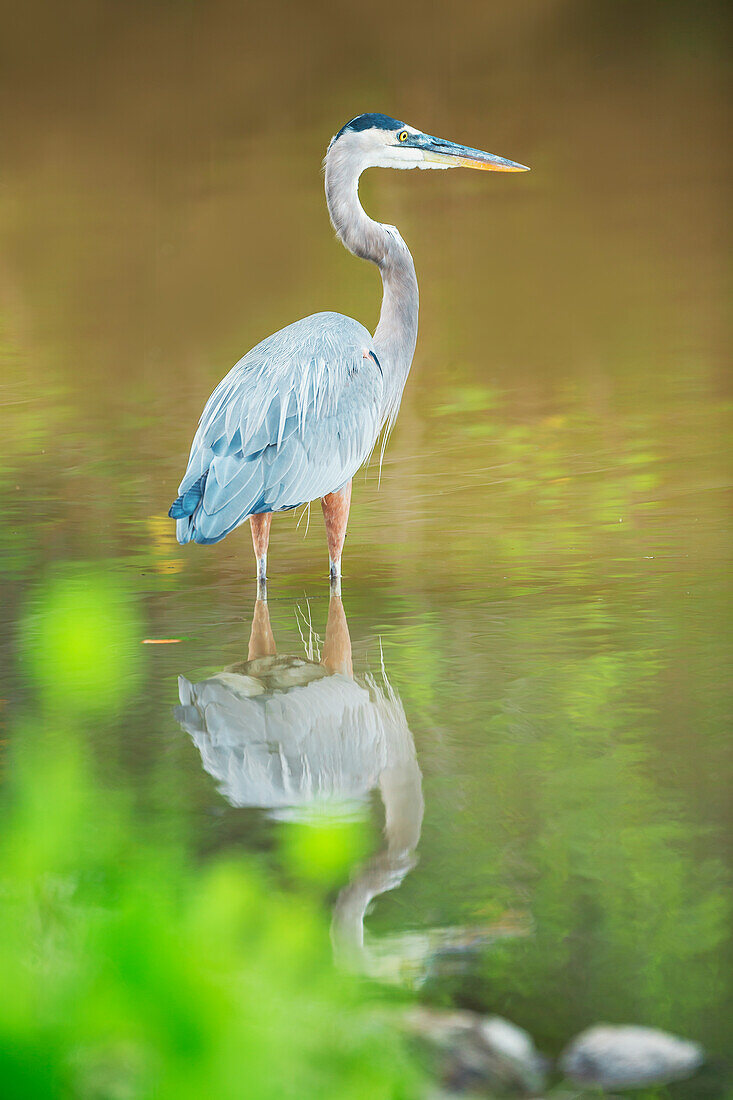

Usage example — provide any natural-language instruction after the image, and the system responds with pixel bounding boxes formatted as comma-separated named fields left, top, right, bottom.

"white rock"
left=479, top=1016, right=539, bottom=1068
left=561, top=1024, right=704, bottom=1088
left=405, top=1008, right=547, bottom=1094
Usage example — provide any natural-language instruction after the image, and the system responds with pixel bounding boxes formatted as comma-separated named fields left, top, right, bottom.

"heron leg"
left=249, top=512, right=272, bottom=591
left=321, top=481, right=352, bottom=586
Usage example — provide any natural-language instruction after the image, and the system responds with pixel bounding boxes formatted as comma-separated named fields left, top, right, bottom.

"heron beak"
left=421, top=136, right=529, bottom=172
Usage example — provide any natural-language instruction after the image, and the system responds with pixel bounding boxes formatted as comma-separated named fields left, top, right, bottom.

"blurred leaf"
left=19, top=566, right=143, bottom=719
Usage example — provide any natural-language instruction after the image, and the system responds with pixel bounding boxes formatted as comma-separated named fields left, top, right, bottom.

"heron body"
left=169, top=113, right=528, bottom=583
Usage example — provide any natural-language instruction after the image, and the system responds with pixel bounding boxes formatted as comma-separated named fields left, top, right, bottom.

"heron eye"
left=398, top=131, right=408, bottom=142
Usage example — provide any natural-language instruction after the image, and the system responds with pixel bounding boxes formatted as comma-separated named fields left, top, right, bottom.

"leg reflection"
left=321, top=592, right=353, bottom=678
left=248, top=597, right=277, bottom=660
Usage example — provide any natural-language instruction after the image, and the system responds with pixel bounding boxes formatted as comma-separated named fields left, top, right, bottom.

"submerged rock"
left=405, top=1007, right=547, bottom=1095
left=560, top=1024, right=704, bottom=1089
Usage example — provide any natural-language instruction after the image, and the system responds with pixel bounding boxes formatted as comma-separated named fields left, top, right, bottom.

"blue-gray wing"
left=169, top=312, right=383, bottom=545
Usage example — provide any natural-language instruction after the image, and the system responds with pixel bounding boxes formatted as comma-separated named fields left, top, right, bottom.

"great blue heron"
left=169, top=114, right=528, bottom=583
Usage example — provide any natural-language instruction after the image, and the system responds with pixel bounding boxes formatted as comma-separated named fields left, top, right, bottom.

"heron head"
left=329, top=113, right=529, bottom=173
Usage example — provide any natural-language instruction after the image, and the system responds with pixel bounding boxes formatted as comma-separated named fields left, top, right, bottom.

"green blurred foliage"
left=19, top=567, right=144, bottom=721
left=280, top=814, right=372, bottom=890
left=0, top=739, right=421, bottom=1099
left=0, top=566, right=422, bottom=1099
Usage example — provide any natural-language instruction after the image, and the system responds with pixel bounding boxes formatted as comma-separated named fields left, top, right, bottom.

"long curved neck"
left=325, top=147, right=418, bottom=429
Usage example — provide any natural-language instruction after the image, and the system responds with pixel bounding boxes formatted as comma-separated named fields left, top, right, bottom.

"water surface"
left=1, top=0, right=730, bottom=1075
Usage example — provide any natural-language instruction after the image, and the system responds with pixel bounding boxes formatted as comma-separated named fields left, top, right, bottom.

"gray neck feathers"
left=325, top=144, right=419, bottom=430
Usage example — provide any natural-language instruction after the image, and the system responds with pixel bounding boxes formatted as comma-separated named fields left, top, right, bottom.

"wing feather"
left=170, top=313, right=383, bottom=545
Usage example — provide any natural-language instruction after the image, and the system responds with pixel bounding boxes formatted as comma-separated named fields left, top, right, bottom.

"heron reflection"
left=174, top=593, right=423, bottom=972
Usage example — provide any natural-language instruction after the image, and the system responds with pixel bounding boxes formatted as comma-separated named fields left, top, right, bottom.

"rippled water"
left=1, top=0, right=731, bottom=1074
